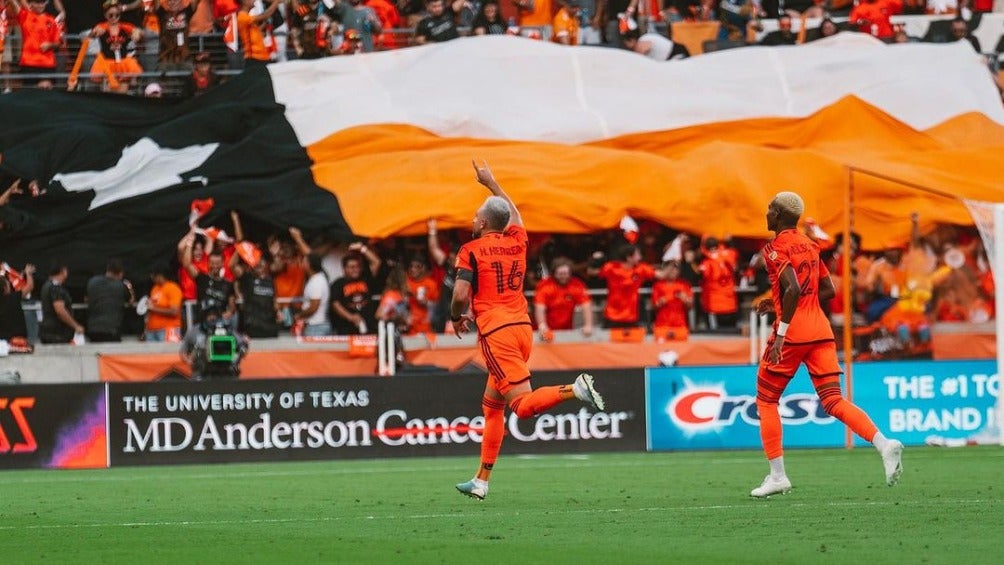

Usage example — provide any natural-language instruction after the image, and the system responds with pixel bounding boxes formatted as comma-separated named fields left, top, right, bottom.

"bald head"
left=773, top=192, right=804, bottom=219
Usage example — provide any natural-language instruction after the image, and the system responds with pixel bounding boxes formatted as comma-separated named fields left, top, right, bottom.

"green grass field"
left=2, top=447, right=1002, bottom=564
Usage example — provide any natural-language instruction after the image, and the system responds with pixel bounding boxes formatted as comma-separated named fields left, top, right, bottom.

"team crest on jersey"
left=768, top=250, right=778, bottom=261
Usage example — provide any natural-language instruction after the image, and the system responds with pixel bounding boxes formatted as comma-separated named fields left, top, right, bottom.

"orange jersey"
left=146, top=281, right=183, bottom=331
left=406, top=274, right=439, bottom=334
left=848, top=0, right=895, bottom=38
left=273, top=260, right=306, bottom=300
left=456, top=225, right=531, bottom=335
left=179, top=257, right=209, bottom=300
left=237, top=11, right=270, bottom=61
left=599, top=261, right=655, bottom=324
left=18, top=9, right=61, bottom=68
left=762, top=229, right=833, bottom=343
left=519, top=0, right=552, bottom=27
left=698, top=249, right=738, bottom=315
left=651, top=279, right=692, bottom=329
left=551, top=8, right=579, bottom=45
left=533, top=275, right=590, bottom=330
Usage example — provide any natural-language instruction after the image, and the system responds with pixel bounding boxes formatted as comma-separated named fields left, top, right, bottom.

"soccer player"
left=752, top=192, right=903, bottom=497
left=452, top=160, right=605, bottom=501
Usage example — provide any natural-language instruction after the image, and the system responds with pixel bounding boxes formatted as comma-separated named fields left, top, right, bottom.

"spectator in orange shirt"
left=144, top=267, right=183, bottom=342
left=365, top=0, right=401, bottom=49
left=8, top=0, right=62, bottom=90
left=236, top=0, right=279, bottom=68
left=533, top=257, right=594, bottom=340
left=590, top=243, right=665, bottom=328
left=552, top=0, right=580, bottom=45
left=270, top=226, right=311, bottom=327
left=695, top=237, right=738, bottom=330
left=651, top=261, right=693, bottom=340
left=377, top=265, right=411, bottom=328
left=177, top=231, right=209, bottom=301
left=426, top=218, right=461, bottom=332
left=848, top=0, right=895, bottom=39
left=513, top=0, right=552, bottom=36
left=405, top=255, right=439, bottom=334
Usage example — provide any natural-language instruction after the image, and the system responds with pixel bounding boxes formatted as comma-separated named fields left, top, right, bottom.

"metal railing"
left=0, top=25, right=556, bottom=93
left=15, top=283, right=765, bottom=345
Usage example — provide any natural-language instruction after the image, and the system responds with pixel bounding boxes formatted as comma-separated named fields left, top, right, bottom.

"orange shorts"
left=759, top=337, right=842, bottom=380
left=90, top=56, right=143, bottom=83
left=479, top=323, right=533, bottom=396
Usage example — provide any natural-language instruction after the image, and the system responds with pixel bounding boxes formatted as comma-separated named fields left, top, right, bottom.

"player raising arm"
left=450, top=160, right=604, bottom=501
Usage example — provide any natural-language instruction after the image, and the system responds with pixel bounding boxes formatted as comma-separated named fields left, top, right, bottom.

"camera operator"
left=180, top=298, right=248, bottom=380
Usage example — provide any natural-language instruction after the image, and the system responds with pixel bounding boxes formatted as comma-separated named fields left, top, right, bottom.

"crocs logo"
left=666, top=379, right=833, bottom=435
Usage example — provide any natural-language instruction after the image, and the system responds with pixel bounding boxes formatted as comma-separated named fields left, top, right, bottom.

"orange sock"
left=814, top=375, right=878, bottom=442
left=756, top=372, right=790, bottom=459
left=756, top=400, right=784, bottom=459
left=509, top=386, right=572, bottom=419
left=477, top=396, right=506, bottom=481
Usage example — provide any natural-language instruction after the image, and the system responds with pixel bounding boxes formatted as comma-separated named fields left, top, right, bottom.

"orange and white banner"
left=270, top=35, right=1004, bottom=249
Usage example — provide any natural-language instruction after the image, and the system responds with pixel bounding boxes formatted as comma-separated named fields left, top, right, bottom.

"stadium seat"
left=671, top=21, right=721, bottom=56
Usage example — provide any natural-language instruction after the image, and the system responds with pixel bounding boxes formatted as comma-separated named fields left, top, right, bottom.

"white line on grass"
left=0, top=458, right=722, bottom=484
left=1, top=499, right=998, bottom=531
left=9, top=449, right=1000, bottom=485
left=4, top=454, right=888, bottom=485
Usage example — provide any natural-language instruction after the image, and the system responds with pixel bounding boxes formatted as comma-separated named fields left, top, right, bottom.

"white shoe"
left=456, top=479, right=488, bottom=500
left=750, top=475, right=792, bottom=498
left=881, top=440, right=904, bottom=486
left=572, top=373, right=605, bottom=410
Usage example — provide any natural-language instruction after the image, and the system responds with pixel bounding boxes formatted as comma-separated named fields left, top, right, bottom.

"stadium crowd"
left=0, top=2, right=1001, bottom=354
left=0, top=0, right=1001, bottom=95
left=0, top=171, right=996, bottom=362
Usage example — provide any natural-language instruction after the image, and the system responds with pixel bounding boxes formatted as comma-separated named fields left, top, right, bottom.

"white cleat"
left=456, top=479, right=488, bottom=501
left=750, top=475, right=792, bottom=498
left=881, top=440, right=904, bottom=486
left=572, top=373, right=605, bottom=411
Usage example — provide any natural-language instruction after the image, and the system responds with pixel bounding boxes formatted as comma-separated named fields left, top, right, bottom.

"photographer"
left=180, top=298, right=248, bottom=380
